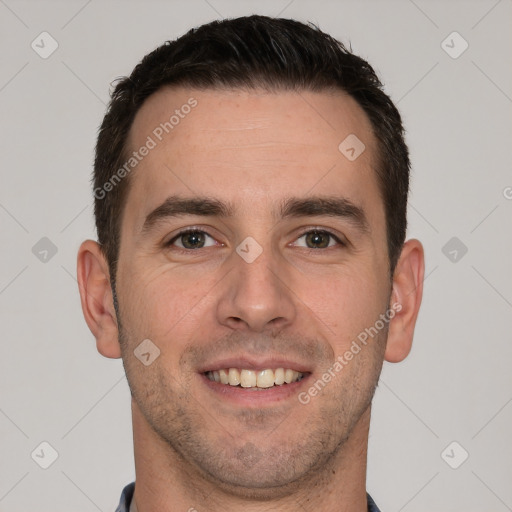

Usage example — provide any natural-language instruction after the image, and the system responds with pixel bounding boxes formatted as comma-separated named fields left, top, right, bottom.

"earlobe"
left=384, top=239, right=425, bottom=363
left=77, top=240, right=122, bottom=359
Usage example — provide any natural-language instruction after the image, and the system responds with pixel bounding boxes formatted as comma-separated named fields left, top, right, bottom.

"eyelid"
left=292, top=227, right=347, bottom=247
left=163, top=226, right=347, bottom=250
left=165, top=227, right=219, bottom=248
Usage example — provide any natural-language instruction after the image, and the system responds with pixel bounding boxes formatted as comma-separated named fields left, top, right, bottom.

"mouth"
left=204, top=367, right=306, bottom=390
left=198, top=358, right=312, bottom=406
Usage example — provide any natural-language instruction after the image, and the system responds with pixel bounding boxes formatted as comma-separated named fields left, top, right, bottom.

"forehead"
left=124, top=86, right=382, bottom=230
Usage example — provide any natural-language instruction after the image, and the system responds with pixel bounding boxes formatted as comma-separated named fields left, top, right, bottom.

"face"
left=115, top=87, right=392, bottom=493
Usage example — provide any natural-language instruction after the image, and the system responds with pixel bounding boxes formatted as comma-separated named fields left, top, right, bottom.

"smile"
left=204, top=368, right=305, bottom=389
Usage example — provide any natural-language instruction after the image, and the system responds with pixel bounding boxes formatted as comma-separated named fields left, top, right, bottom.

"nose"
left=216, top=247, right=297, bottom=334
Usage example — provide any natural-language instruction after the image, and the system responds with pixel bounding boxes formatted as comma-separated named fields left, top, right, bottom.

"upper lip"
left=198, top=356, right=312, bottom=374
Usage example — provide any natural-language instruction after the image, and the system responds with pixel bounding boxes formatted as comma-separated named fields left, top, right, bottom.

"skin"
left=77, top=87, right=424, bottom=512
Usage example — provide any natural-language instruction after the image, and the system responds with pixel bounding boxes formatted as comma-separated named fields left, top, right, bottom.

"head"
left=78, top=15, right=424, bottom=499
left=93, top=15, right=410, bottom=282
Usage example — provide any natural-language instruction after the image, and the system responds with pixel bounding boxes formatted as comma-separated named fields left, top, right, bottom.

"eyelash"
left=293, top=228, right=346, bottom=250
left=165, top=228, right=219, bottom=249
left=165, top=227, right=345, bottom=251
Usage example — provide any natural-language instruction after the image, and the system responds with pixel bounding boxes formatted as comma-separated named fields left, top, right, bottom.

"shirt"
left=115, top=482, right=382, bottom=511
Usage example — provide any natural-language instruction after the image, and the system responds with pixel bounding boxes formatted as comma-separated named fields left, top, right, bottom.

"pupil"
left=306, top=231, right=329, bottom=249
left=183, top=231, right=205, bottom=249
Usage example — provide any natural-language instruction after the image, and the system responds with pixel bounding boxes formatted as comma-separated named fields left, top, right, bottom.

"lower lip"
left=200, top=373, right=311, bottom=407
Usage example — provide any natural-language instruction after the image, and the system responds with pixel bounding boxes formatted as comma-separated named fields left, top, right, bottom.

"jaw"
left=131, top=394, right=373, bottom=509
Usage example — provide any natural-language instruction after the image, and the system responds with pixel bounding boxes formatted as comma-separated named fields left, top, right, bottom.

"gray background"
left=1, top=0, right=511, bottom=511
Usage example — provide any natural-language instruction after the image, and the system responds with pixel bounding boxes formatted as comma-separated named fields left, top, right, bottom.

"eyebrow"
left=141, top=194, right=369, bottom=234
left=279, top=196, right=369, bottom=233
left=142, top=196, right=234, bottom=234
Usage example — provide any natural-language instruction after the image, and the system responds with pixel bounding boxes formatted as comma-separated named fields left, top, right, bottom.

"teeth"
left=228, top=368, right=240, bottom=386
left=285, top=369, right=297, bottom=384
left=240, top=369, right=257, bottom=387
left=274, top=368, right=285, bottom=385
left=256, top=369, right=274, bottom=388
left=219, top=369, right=229, bottom=384
left=206, top=367, right=304, bottom=388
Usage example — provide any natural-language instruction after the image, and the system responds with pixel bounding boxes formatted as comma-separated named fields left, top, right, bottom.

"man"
left=77, top=15, right=424, bottom=512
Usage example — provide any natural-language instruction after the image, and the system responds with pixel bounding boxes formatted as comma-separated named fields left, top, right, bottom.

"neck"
left=131, top=400, right=371, bottom=512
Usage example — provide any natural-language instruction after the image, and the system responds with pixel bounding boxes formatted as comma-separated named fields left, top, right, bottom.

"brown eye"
left=181, top=231, right=205, bottom=249
left=169, top=230, right=216, bottom=250
left=294, top=230, right=342, bottom=249
left=305, top=231, right=331, bottom=248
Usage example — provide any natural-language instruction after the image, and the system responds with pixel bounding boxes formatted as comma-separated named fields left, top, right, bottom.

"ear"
left=384, top=239, right=425, bottom=363
left=77, top=240, right=121, bottom=359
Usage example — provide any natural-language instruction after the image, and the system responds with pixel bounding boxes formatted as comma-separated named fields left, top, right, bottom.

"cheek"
left=119, top=264, right=217, bottom=345
left=301, top=266, right=389, bottom=349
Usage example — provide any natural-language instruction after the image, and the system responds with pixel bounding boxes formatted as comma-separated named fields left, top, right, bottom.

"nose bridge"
left=216, top=238, right=296, bottom=332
